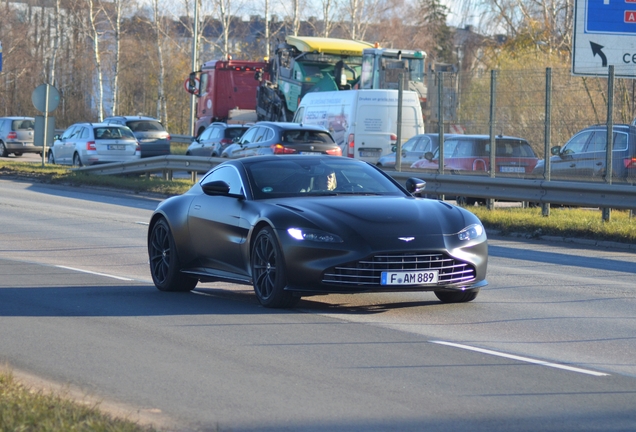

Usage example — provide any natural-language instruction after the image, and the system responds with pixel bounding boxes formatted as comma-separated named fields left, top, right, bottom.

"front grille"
left=323, top=252, right=475, bottom=286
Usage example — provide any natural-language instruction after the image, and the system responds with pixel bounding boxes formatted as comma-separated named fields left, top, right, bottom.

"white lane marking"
left=55, top=265, right=134, bottom=281
left=430, top=340, right=609, bottom=377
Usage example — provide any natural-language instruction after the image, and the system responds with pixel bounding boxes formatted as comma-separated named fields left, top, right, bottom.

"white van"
left=292, top=89, right=424, bottom=164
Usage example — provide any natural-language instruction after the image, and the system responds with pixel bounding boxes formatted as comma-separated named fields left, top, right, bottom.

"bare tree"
left=151, top=0, right=169, bottom=123
left=456, top=0, right=573, bottom=53
left=345, top=0, right=383, bottom=40
left=85, top=0, right=108, bottom=121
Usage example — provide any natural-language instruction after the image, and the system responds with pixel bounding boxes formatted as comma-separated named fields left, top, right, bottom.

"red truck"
left=186, top=59, right=268, bottom=137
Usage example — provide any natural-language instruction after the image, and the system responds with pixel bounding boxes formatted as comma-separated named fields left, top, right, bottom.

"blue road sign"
left=586, top=0, right=636, bottom=34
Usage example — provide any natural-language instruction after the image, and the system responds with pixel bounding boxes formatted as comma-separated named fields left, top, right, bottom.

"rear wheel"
left=148, top=218, right=198, bottom=292
left=72, top=152, right=83, bottom=167
left=251, top=227, right=298, bottom=308
left=13, top=153, right=22, bottom=157
left=435, top=289, right=479, bottom=303
left=0, top=142, right=7, bottom=157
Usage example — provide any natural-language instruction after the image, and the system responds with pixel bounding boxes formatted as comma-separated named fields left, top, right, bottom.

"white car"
left=48, top=122, right=141, bottom=166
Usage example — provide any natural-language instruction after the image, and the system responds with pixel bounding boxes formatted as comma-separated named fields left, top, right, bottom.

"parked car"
left=222, top=122, right=342, bottom=159
left=186, top=122, right=250, bottom=157
left=147, top=155, right=488, bottom=308
left=532, top=124, right=636, bottom=182
left=0, top=117, right=39, bottom=157
left=411, top=135, right=539, bottom=174
left=376, top=133, right=458, bottom=169
left=48, top=122, right=141, bottom=166
left=103, top=115, right=170, bottom=158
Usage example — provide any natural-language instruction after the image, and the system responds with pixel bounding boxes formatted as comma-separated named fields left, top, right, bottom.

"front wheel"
left=47, top=152, right=55, bottom=164
left=435, top=289, right=479, bottom=303
left=251, top=227, right=298, bottom=308
left=148, top=218, right=198, bottom=292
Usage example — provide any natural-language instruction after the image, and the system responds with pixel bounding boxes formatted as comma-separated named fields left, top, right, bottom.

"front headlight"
left=287, top=228, right=343, bottom=243
left=458, top=223, right=484, bottom=241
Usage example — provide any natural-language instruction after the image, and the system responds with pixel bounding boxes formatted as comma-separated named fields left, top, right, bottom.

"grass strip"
left=469, top=206, right=636, bottom=244
left=0, top=372, right=155, bottom=432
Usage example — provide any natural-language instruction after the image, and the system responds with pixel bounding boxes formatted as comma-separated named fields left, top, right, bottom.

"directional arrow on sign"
left=590, top=41, right=608, bottom=67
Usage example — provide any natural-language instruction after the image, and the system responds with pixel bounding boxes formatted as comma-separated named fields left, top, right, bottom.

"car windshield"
left=281, top=130, right=335, bottom=144
left=226, top=128, right=248, bottom=139
left=245, top=158, right=405, bottom=199
left=126, top=120, right=165, bottom=132
left=94, top=127, right=136, bottom=139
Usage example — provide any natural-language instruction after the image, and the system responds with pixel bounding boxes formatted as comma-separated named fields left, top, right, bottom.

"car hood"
left=270, top=196, right=476, bottom=250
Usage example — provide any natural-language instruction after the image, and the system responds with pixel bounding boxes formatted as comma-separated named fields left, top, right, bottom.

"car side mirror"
left=405, top=178, right=427, bottom=197
left=391, top=145, right=397, bottom=152
left=202, top=180, right=230, bottom=196
left=53, top=134, right=60, bottom=141
left=550, top=145, right=562, bottom=156
left=424, top=151, right=435, bottom=161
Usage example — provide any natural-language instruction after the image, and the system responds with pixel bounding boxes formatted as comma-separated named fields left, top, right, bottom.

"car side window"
left=417, top=137, right=432, bottom=152
left=562, top=131, right=592, bottom=154
left=586, top=132, right=606, bottom=152
left=263, top=128, right=274, bottom=141
left=402, top=137, right=419, bottom=152
left=613, top=132, right=628, bottom=151
left=240, top=127, right=260, bottom=144
left=201, top=166, right=244, bottom=195
left=200, top=127, right=214, bottom=141
left=62, top=127, right=76, bottom=140
left=79, top=127, right=89, bottom=139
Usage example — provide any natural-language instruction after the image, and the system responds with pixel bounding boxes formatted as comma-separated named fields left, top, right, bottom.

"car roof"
left=252, top=121, right=329, bottom=131
left=449, top=134, right=529, bottom=141
left=105, top=115, right=161, bottom=122
left=71, top=122, right=130, bottom=128
left=0, top=116, right=35, bottom=120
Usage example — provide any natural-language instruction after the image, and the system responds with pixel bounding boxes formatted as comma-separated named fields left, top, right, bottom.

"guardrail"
left=75, top=155, right=636, bottom=210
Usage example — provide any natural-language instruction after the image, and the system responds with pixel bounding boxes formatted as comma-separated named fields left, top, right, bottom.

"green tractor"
left=256, top=36, right=427, bottom=122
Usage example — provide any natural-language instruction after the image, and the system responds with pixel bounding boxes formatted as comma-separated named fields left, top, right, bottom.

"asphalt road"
left=0, top=177, right=635, bottom=432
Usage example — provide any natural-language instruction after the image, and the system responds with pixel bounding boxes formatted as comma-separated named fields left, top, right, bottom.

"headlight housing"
left=287, top=228, right=343, bottom=243
left=457, top=223, right=485, bottom=241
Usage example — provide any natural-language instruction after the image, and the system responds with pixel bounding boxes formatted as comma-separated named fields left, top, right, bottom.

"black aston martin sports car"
left=147, top=155, right=488, bottom=308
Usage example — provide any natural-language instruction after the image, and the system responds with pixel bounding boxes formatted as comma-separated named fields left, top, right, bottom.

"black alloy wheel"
left=251, top=227, right=298, bottom=308
left=47, top=152, right=55, bottom=164
left=148, top=218, right=197, bottom=292
left=0, top=142, right=7, bottom=157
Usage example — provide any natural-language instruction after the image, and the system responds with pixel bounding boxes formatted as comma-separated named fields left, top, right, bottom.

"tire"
left=0, top=141, right=7, bottom=157
left=47, top=152, right=55, bottom=164
left=72, top=152, right=83, bottom=167
left=148, top=218, right=198, bottom=292
left=435, top=289, right=479, bottom=303
left=13, top=153, right=22, bottom=157
left=251, top=227, right=298, bottom=308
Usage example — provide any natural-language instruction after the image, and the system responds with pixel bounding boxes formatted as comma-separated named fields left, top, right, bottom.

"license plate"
left=360, top=150, right=381, bottom=157
left=300, top=151, right=321, bottom=155
left=500, top=166, right=525, bottom=173
left=108, top=144, right=126, bottom=150
left=381, top=270, right=439, bottom=285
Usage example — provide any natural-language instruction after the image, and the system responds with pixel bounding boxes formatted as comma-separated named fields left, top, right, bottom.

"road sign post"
left=573, top=0, right=636, bottom=77
left=32, top=84, right=60, bottom=167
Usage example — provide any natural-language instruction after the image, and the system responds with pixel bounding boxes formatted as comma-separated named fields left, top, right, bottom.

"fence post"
left=487, top=70, right=497, bottom=210
left=542, top=67, right=552, bottom=217
left=437, top=71, right=445, bottom=201
left=603, top=65, right=614, bottom=222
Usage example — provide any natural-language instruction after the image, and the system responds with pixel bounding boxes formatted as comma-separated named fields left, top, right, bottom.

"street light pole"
left=189, top=0, right=199, bottom=137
